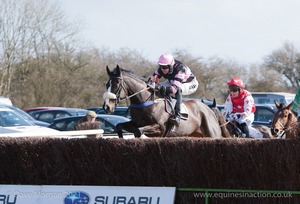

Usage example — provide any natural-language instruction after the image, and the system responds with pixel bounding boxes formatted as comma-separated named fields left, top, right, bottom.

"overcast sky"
left=60, top=0, right=300, bottom=65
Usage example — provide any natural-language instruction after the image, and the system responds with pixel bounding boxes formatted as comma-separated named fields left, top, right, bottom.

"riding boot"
left=169, top=88, right=182, bottom=126
left=240, top=123, right=250, bottom=138
left=230, top=122, right=242, bottom=137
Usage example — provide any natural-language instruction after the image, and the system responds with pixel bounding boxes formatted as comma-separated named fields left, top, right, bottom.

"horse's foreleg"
left=116, top=121, right=142, bottom=138
left=139, top=124, right=162, bottom=137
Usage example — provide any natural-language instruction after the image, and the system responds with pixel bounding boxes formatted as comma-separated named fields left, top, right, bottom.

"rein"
left=220, top=120, right=230, bottom=127
left=107, top=75, right=156, bottom=107
left=124, top=87, right=151, bottom=100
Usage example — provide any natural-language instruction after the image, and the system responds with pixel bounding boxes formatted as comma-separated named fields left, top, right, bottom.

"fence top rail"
left=176, top=187, right=300, bottom=195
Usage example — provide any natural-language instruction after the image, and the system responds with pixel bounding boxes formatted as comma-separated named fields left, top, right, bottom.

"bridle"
left=109, top=76, right=126, bottom=105
left=103, top=74, right=153, bottom=107
left=271, top=109, right=298, bottom=138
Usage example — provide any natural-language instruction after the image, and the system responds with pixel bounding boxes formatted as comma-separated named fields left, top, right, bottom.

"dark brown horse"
left=271, top=101, right=299, bottom=139
left=102, top=65, right=222, bottom=138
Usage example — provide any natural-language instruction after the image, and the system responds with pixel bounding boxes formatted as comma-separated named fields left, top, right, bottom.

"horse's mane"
left=119, top=68, right=148, bottom=83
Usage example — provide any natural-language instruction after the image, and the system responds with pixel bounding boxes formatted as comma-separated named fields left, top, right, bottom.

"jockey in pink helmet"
left=223, top=77, right=256, bottom=138
left=150, top=53, right=199, bottom=125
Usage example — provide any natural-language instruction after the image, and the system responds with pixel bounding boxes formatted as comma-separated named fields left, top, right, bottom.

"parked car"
left=24, top=106, right=64, bottom=115
left=86, top=107, right=103, bottom=112
left=0, top=104, right=50, bottom=127
left=30, top=108, right=88, bottom=123
left=217, top=104, right=277, bottom=127
left=0, top=107, right=59, bottom=135
left=251, top=92, right=295, bottom=105
left=87, top=106, right=131, bottom=119
left=48, top=114, right=134, bottom=137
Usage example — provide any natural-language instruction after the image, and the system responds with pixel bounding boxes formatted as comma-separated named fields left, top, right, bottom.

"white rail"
left=0, top=129, right=104, bottom=138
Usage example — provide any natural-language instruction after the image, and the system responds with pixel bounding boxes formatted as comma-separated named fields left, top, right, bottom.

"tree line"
left=0, top=0, right=299, bottom=109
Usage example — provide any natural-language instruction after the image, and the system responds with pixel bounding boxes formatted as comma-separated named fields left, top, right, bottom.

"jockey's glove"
left=227, top=112, right=246, bottom=121
left=227, top=113, right=239, bottom=121
left=148, top=82, right=156, bottom=89
left=226, top=114, right=235, bottom=121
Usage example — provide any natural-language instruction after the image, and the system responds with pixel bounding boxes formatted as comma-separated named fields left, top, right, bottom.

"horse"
left=271, top=101, right=299, bottom=139
left=102, top=65, right=222, bottom=138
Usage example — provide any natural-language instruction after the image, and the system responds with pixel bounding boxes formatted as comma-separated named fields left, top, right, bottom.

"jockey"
left=222, top=77, right=256, bottom=138
left=150, top=53, right=199, bottom=125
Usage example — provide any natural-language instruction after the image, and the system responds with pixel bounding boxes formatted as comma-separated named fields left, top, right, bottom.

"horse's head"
left=271, top=101, right=297, bottom=138
left=102, top=65, right=127, bottom=114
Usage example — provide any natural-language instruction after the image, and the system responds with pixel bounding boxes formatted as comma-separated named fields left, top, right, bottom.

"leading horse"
left=102, top=65, right=222, bottom=138
left=271, top=101, right=299, bottom=139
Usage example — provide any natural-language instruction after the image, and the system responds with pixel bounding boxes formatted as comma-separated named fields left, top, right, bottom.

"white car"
left=0, top=107, right=60, bottom=136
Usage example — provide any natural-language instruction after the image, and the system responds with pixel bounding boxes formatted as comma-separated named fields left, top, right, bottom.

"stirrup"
left=169, top=115, right=180, bottom=125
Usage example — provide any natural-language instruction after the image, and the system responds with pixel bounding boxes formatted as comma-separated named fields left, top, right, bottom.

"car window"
left=68, top=110, right=87, bottom=116
left=38, top=113, right=55, bottom=123
left=51, top=119, right=80, bottom=131
left=97, top=108, right=130, bottom=118
left=5, top=106, right=35, bottom=121
left=0, top=111, right=33, bottom=126
left=52, top=121, right=66, bottom=130
left=66, top=120, right=79, bottom=130
left=98, top=118, right=115, bottom=133
left=56, top=113, right=70, bottom=118
left=254, top=108, right=274, bottom=122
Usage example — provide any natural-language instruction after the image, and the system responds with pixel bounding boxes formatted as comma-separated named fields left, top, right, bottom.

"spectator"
left=74, top=111, right=100, bottom=130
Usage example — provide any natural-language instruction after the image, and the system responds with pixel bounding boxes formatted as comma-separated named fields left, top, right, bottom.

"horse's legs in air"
left=116, top=121, right=142, bottom=138
left=139, top=124, right=161, bottom=136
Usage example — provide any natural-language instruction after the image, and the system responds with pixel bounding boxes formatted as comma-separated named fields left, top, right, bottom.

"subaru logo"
left=64, top=191, right=90, bottom=204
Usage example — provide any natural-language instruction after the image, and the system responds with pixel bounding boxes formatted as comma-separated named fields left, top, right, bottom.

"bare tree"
left=0, top=0, right=86, bottom=107
left=264, top=42, right=300, bottom=90
left=1, top=0, right=297, bottom=110
left=247, top=64, right=286, bottom=92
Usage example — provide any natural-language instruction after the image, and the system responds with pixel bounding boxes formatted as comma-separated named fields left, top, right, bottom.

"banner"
left=0, top=185, right=175, bottom=204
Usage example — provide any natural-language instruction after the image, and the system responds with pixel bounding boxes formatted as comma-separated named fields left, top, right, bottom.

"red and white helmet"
left=157, top=53, right=175, bottom=66
left=227, top=77, right=244, bottom=89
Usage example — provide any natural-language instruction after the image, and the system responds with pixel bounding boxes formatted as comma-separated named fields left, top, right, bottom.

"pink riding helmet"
left=157, top=53, right=175, bottom=66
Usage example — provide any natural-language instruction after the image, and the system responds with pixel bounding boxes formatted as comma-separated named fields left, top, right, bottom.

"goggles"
left=230, top=89, right=239, bottom=92
left=159, top=65, right=170, bottom=70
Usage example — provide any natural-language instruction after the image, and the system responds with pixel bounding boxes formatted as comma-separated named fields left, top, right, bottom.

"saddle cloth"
left=167, top=98, right=188, bottom=119
left=249, top=127, right=264, bottom=138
